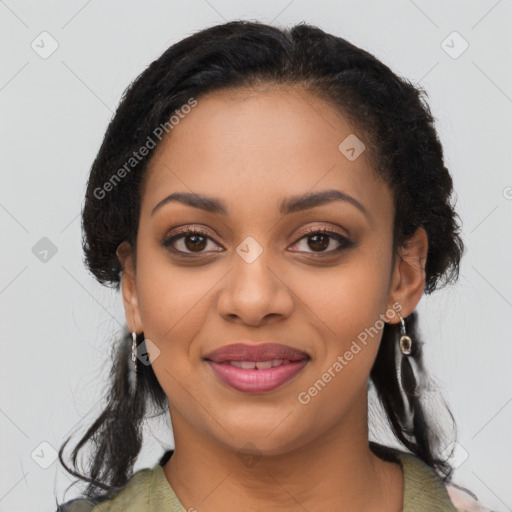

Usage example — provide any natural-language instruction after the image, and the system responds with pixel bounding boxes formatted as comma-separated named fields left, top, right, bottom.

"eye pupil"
left=308, top=234, right=329, bottom=252
left=185, top=234, right=207, bottom=251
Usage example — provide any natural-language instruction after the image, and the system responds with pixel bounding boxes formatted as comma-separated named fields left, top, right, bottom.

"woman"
left=55, top=19, right=492, bottom=512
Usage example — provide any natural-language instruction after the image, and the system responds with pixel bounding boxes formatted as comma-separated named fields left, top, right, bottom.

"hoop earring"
left=397, top=311, right=412, bottom=355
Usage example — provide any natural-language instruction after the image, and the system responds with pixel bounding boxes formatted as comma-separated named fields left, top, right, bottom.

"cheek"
left=289, top=254, right=391, bottom=331
left=134, top=245, right=217, bottom=355
left=286, top=254, right=390, bottom=388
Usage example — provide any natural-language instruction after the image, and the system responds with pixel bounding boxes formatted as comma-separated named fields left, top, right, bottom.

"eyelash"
left=161, top=226, right=354, bottom=257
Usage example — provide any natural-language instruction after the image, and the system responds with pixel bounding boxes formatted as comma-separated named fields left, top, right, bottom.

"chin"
left=216, top=427, right=307, bottom=459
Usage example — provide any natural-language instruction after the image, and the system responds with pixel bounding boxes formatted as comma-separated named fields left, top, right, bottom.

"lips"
left=204, top=342, right=310, bottom=363
left=203, top=343, right=310, bottom=393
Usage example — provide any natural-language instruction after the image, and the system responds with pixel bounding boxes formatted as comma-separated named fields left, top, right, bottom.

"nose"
left=217, top=244, right=294, bottom=327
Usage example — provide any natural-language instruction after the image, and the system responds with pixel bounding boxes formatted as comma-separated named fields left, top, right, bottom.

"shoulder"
left=55, top=498, right=98, bottom=511
left=395, top=449, right=458, bottom=511
left=55, top=466, right=157, bottom=512
left=397, top=451, right=494, bottom=511
left=444, top=482, right=495, bottom=512
left=370, top=442, right=493, bottom=512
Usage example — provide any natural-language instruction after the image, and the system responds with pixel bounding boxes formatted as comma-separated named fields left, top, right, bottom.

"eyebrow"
left=150, top=189, right=369, bottom=218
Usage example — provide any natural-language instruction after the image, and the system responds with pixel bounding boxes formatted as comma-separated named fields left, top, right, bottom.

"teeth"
left=227, top=359, right=289, bottom=369
left=255, top=360, right=273, bottom=369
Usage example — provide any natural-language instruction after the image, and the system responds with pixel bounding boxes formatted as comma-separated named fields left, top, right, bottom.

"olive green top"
left=57, top=445, right=458, bottom=511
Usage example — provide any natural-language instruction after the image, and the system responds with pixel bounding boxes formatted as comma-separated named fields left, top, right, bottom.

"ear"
left=386, top=226, right=428, bottom=322
left=116, top=241, right=143, bottom=334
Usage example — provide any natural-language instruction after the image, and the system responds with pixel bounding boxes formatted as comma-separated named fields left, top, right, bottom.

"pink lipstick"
left=204, top=343, right=310, bottom=393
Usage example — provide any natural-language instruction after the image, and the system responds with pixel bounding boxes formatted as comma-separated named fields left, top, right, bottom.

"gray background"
left=1, top=1, right=511, bottom=510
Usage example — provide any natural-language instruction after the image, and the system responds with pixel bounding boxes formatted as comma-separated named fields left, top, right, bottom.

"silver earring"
left=131, top=331, right=138, bottom=374
left=397, top=311, right=412, bottom=355
left=396, top=311, right=419, bottom=401
left=128, top=331, right=138, bottom=396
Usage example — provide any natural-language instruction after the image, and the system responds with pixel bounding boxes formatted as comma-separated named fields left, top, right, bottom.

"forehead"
left=141, top=85, right=392, bottom=224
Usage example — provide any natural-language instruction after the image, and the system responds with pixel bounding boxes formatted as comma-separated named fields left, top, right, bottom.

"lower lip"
left=206, top=359, right=309, bottom=393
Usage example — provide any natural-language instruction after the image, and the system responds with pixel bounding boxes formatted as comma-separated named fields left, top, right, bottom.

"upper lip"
left=204, top=343, right=310, bottom=363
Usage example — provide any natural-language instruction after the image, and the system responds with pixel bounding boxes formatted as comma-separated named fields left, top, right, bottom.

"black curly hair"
left=56, top=19, right=464, bottom=504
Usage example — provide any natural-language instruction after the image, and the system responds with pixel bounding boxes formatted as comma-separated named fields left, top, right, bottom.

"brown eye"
left=162, top=228, right=222, bottom=255
left=307, top=233, right=330, bottom=252
left=183, top=233, right=207, bottom=252
left=289, top=229, right=354, bottom=254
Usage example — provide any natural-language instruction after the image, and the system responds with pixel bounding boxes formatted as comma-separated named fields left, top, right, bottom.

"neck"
left=163, top=394, right=403, bottom=512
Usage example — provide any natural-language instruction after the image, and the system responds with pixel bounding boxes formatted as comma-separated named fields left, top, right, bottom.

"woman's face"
left=119, top=84, right=424, bottom=456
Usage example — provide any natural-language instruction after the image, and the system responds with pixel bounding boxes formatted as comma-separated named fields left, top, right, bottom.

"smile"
left=206, top=359, right=309, bottom=393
